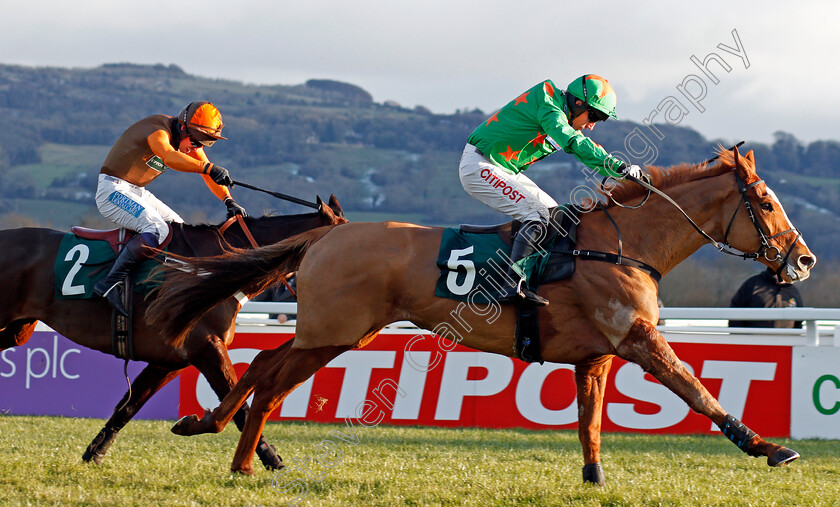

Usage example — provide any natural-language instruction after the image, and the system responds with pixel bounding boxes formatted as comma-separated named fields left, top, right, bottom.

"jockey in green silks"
left=460, top=74, right=641, bottom=306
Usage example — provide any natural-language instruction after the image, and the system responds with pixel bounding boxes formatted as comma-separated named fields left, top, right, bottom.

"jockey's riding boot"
left=496, top=220, right=549, bottom=306
left=93, top=234, right=150, bottom=317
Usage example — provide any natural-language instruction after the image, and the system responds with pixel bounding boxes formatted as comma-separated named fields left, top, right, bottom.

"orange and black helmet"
left=178, top=101, right=226, bottom=146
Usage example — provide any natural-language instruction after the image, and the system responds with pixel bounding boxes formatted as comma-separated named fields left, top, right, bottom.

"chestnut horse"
left=0, top=195, right=346, bottom=469
left=149, top=148, right=815, bottom=483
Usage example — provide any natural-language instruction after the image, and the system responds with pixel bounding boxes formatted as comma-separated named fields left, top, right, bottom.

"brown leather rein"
left=219, top=215, right=296, bottom=298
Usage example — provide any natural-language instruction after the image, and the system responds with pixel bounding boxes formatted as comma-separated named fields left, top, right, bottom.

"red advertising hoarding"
left=179, top=331, right=791, bottom=437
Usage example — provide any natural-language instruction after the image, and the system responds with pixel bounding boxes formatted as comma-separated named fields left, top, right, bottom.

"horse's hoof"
left=171, top=415, right=199, bottom=436
left=257, top=442, right=285, bottom=470
left=582, top=462, right=605, bottom=486
left=231, top=464, right=255, bottom=475
left=82, top=427, right=117, bottom=464
left=81, top=450, right=105, bottom=465
left=81, top=451, right=105, bottom=465
left=768, top=447, right=800, bottom=467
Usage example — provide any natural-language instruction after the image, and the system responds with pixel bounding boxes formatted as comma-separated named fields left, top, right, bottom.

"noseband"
left=721, top=175, right=801, bottom=277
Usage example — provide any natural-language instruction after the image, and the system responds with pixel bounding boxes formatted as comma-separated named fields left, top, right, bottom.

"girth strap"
left=111, top=230, right=134, bottom=360
left=559, top=249, right=662, bottom=282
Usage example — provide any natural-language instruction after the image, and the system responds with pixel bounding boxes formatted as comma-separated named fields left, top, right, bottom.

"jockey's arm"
left=538, top=105, right=625, bottom=178
left=147, top=131, right=232, bottom=201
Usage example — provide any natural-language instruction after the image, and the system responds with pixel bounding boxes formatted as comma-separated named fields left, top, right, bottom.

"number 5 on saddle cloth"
left=435, top=205, right=661, bottom=363
left=435, top=206, right=580, bottom=305
left=434, top=207, right=579, bottom=363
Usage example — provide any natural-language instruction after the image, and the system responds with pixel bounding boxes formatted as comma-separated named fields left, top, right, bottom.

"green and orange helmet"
left=566, top=74, right=618, bottom=122
left=178, top=101, right=226, bottom=147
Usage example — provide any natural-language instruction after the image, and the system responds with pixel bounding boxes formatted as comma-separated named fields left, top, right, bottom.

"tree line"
left=0, top=62, right=838, bottom=263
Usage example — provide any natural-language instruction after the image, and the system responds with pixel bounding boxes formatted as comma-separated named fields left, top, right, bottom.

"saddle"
left=67, top=224, right=173, bottom=361
left=453, top=207, right=581, bottom=364
left=454, top=206, right=660, bottom=363
left=458, top=221, right=515, bottom=242
left=71, top=224, right=173, bottom=255
left=457, top=206, right=579, bottom=286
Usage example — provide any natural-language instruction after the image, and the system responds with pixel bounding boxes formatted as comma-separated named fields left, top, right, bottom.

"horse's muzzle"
left=784, top=254, right=816, bottom=282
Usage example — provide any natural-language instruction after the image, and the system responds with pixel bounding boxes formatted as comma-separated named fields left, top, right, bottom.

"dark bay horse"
left=149, top=149, right=815, bottom=482
left=0, top=195, right=346, bottom=468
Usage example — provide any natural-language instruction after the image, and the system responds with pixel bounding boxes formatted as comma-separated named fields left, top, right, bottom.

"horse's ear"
left=734, top=146, right=758, bottom=183
left=315, top=195, right=324, bottom=210
left=745, top=150, right=755, bottom=165
left=328, top=194, right=343, bottom=215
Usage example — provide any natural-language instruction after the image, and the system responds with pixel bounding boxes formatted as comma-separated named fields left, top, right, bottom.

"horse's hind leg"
left=172, top=339, right=295, bottom=436
left=230, top=344, right=350, bottom=475
left=616, top=319, right=799, bottom=467
left=188, top=338, right=284, bottom=470
left=0, top=319, right=37, bottom=349
left=574, top=356, right=613, bottom=486
left=83, top=364, right=183, bottom=464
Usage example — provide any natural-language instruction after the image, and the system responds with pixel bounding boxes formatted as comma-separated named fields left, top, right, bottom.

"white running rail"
left=238, top=303, right=840, bottom=347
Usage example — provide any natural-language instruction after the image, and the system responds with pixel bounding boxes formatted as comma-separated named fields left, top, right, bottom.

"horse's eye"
left=760, top=202, right=773, bottom=212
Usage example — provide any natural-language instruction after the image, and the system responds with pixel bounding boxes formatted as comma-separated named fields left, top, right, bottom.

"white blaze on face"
left=766, top=186, right=808, bottom=250
left=593, top=298, right=637, bottom=345
left=766, top=185, right=812, bottom=281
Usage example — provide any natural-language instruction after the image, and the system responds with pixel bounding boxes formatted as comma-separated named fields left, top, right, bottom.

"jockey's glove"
left=224, top=197, right=248, bottom=218
left=205, top=163, right=234, bottom=187
left=619, top=164, right=643, bottom=180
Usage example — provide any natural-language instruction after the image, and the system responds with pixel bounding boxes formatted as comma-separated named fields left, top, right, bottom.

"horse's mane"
left=602, top=147, right=736, bottom=207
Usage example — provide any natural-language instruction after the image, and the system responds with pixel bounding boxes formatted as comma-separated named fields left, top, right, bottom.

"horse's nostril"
left=798, top=255, right=815, bottom=269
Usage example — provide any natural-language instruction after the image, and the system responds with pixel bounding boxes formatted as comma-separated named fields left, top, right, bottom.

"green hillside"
left=0, top=62, right=838, bottom=305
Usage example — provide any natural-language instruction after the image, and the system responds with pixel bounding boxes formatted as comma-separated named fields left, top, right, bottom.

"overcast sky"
left=1, top=0, right=837, bottom=144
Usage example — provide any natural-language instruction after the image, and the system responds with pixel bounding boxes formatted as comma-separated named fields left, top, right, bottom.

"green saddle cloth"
left=435, top=205, right=582, bottom=303
left=434, top=228, right=554, bottom=304
left=54, top=234, right=162, bottom=300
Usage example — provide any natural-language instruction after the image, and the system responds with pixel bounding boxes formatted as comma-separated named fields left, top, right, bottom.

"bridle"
left=615, top=156, right=801, bottom=279
left=720, top=174, right=801, bottom=274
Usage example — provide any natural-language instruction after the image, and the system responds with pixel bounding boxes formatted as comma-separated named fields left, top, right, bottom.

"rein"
left=232, top=180, right=321, bottom=210
left=622, top=167, right=800, bottom=279
left=218, top=215, right=297, bottom=297
left=567, top=202, right=662, bottom=282
left=586, top=143, right=800, bottom=281
left=220, top=215, right=258, bottom=248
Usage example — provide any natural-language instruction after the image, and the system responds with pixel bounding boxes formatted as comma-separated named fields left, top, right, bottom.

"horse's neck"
left=627, top=172, right=738, bottom=277
left=167, top=224, right=224, bottom=257
left=247, top=216, right=317, bottom=247
left=172, top=219, right=277, bottom=255
left=218, top=214, right=329, bottom=250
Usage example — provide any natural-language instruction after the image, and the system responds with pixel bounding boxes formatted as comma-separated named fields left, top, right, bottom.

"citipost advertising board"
left=4, top=329, right=835, bottom=440
left=791, top=346, right=840, bottom=439
left=178, top=331, right=793, bottom=437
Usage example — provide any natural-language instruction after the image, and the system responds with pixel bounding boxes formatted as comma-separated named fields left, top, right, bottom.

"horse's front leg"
left=229, top=344, right=350, bottom=474
left=83, top=364, right=183, bottom=464
left=172, top=342, right=292, bottom=437
left=616, top=319, right=799, bottom=467
left=574, top=356, right=613, bottom=486
left=188, top=334, right=284, bottom=470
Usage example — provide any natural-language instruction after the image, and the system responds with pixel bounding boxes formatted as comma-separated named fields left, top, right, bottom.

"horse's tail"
left=146, top=225, right=336, bottom=345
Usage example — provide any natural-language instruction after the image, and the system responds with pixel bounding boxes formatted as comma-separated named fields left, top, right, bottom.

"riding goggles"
left=587, top=106, right=609, bottom=123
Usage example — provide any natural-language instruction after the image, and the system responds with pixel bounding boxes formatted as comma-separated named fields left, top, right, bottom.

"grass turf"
left=0, top=415, right=837, bottom=506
